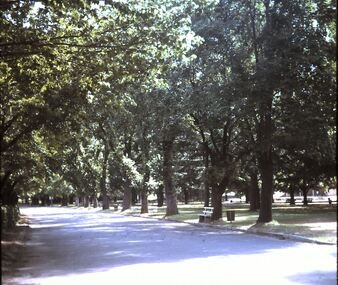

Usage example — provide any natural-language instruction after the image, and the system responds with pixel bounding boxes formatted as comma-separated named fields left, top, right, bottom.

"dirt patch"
left=1, top=215, right=31, bottom=281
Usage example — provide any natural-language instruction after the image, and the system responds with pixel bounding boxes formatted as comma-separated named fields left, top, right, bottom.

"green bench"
left=199, top=207, right=214, bottom=223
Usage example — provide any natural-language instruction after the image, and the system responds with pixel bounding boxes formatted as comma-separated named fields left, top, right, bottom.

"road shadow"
left=11, top=207, right=337, bottom=284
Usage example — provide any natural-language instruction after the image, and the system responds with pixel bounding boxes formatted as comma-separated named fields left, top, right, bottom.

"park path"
left=4, top=206, right=337, bottom=285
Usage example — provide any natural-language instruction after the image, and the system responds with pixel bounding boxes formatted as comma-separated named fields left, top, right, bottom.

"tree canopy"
left=1, top=0, right=336, bottom=224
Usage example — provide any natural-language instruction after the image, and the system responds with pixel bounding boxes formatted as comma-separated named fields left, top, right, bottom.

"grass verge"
left=122, top=202, right=337, bottom=244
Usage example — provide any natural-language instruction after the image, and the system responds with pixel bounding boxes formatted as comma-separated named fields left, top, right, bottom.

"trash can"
left=226, top=210, right=235, bottom=222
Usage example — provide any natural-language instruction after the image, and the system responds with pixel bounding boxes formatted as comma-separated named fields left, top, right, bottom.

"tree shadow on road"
left=9, top=207, right=337, bottom=285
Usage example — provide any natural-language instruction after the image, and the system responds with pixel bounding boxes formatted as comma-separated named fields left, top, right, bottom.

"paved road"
left=5, top=207, right=337, bottom=285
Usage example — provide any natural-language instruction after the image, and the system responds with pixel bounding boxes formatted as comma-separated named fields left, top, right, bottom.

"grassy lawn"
left=125, top=202, right=337, bottom=244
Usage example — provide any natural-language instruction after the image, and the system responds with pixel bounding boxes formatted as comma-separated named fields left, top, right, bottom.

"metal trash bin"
left=226, top=210, right=235, bottom=222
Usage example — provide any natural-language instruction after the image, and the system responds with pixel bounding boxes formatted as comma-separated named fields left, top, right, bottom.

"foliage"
left=0, top=0, right=335, bottom=223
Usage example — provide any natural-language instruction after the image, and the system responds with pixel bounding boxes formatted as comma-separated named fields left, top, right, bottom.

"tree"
left=1, top=0, right=203, bottom=215
left=183, top=1, right=251, bottom=220
left=1, top=0, right=335, bottom=228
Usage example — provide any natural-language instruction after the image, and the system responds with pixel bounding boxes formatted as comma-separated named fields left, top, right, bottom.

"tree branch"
left=210, top=129, right=221, bottom=155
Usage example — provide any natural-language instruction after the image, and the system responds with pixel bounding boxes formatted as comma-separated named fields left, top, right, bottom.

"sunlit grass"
left=121, top=202, right=336, bottom=243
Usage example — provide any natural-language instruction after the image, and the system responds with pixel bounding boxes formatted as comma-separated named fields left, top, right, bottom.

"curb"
left=244, top=228, right=336, bottom=245
left=62, top=206, right=336, bottom=246
left=122, top=212, right=336, bottom=246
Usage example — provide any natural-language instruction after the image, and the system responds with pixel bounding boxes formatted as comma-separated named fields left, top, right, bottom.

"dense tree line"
left=1, top=0, right=336, bottom=226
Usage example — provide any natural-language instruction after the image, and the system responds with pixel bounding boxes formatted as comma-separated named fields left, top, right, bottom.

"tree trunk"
left=79, top=195, right=83, bottom=206
left=5, top=206, right=18, bottom=228
left=257, top=95, right=273, bottom=223
left=100, top=143, right=110, bottom=210
left=163, top=139, right=178, bottom=216
left=249, top=172, right=260, bottom=211
left=61, top=194, right=68, bottom=206
left=93, top=196, right=98, bottom=208
left=204, top=182, right=210, bottom=207
left=84, top=196, right=89, bottom=208
left=209, top=165, right=229, bottom=221
left=183, top=189, right=189, bottom=204
left=245, top=189, right=249, bottom=203
left=211, top=186, right=223, bottom=220
left=40, top=194, right=47, bottom=206
left=303, top=192, right=308, bottom=206
left=24, top=192, right=29, bottom=205
left=301, top=184, right=309, bottom=206
left=75, top=196, right=80, bottom=207
left=157, top=185, right=164, bottom=207
left=204, top=185, right=210, bottom=207
left=101, top=195, right=109, bottom=209
left=254, top=0, right=275, bottom=224
left=257, top=156, right=273, bottom=223
left=140, top=187, right=149, bottom=214
left=68, top=194, right=74, bottom=205
left=122, top=187, right=132, bottom=211
left=131, top=188, right=138, bottom=205
left=289, top=185, right=295, bottom=205
left=204, top=153, right=210, bottom=207
left=140, top=168, right=150, bottom=213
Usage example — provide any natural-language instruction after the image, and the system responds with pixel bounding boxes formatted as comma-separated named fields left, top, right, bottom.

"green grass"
left=125, top=202, right=337, bottom=243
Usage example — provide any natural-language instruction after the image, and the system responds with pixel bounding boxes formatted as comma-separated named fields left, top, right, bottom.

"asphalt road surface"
left=4, top=206, right=337, bottom=285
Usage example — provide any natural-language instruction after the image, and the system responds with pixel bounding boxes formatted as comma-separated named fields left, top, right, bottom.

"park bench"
left=130, top=206, right=158, bottom=213
left=199, top=207, right=214, bottom=223
left=131, top=206, right=140, bottom=213
left=149, top=207, right=158, bottom=213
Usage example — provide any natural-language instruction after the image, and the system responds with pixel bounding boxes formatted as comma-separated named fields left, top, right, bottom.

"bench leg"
left=199, top=215, right=205, bottom=223
left=205, top=216, right=211, bottom=223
